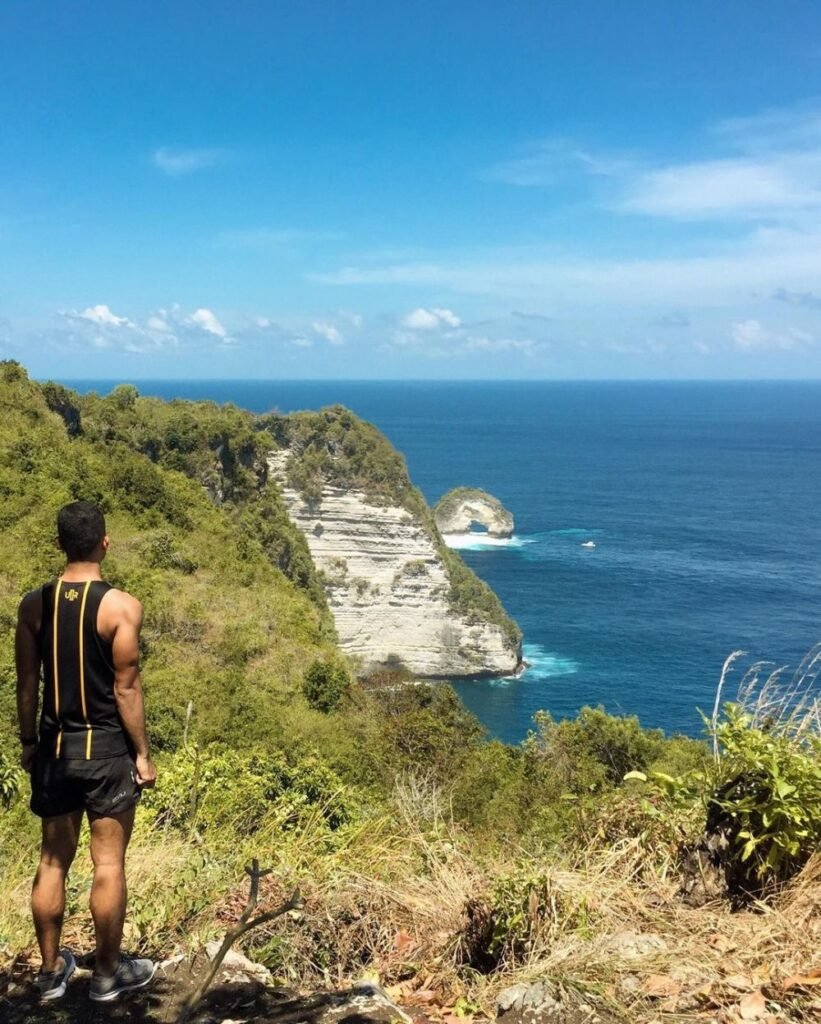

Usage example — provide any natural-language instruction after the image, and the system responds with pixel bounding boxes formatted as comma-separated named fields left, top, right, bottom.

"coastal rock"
left=606, top=931, right=668, bottom=959
left=205, top=942, right=273, bottom=985
left=268, top=453, right=520, bottom=677
left=434, top=487, right=514, bottom=539
left=497, top=981, right=560, bottom=1015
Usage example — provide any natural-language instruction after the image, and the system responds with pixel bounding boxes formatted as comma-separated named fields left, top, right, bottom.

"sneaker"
left=89, top=956, right=156, bottom=1003
left=35, top=948, right=76, bottom=1001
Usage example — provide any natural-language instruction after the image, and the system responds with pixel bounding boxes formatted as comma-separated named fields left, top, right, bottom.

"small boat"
left=581, top=540, right=596, bottom=549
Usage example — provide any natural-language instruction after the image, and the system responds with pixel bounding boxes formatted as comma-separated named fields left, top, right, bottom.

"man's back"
left=16, top=500, right=156, bottom=1004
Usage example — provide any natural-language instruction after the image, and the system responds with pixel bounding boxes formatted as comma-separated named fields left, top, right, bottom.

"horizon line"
left=46, top=376, right=821, bottom=385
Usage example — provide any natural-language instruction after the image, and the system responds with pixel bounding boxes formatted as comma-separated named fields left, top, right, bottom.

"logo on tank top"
left=64, top=588, right=80, bottom=602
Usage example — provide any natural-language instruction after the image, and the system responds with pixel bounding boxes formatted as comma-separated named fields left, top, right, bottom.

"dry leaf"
left=782, top=966, right=821, bottom=992
left=738, top=990, right=767, bottom=1021
left=394, top=928, right=415, bottom=953
left=640, top=974, right=682, bottom=999
left=408, top=989, right=438, bottom=1005
left=707, top=933, right=736, bottom=954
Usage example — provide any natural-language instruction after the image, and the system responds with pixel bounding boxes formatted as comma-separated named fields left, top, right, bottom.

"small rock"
left=618, top=974, right=642, bottom=995
left=205, top=942, right=272, bottom=985
left=607, top=931, right=668, bottom=959
left=497, top=984, right=529, bottom=1012
left=496, top=981, right=559, bottom=1015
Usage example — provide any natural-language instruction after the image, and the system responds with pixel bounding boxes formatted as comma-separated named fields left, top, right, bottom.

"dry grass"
left=1, top=799, right=818, bottom=1022
left=2, top=742, right=818, bottom=1023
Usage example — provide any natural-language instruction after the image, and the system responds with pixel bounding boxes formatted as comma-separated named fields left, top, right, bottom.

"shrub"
left=143, top=744, right=353, bottom=833
left=524, top=706, right=666, bottom=793
left=0, top=750, right=23, bottom=810
left=302, top=660, right=351, bottom=713
left=711, top=703, right=821, bottom=882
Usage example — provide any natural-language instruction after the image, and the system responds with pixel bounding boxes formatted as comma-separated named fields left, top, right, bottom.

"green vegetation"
left=302, top=659, right=350, bottom=713
left=0, top=361, right=333, bottom=751
left=0, top=362, right=818, bottom=1022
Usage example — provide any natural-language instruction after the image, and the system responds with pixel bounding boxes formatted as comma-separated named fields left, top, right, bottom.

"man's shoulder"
left=18, top=586, right=44, bottom=622
left=101, top=586, right=143, bottom=617
left=98, top=588, right=143, bottom=638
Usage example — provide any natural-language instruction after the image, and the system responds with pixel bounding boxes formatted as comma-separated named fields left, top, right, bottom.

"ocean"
left=65, top=379, right=821, bottom=743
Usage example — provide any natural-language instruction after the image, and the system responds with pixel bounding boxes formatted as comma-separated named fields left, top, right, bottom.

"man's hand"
left=135, top=753, right=157, bottom=789
left=20, top=743, right=37, bottom=773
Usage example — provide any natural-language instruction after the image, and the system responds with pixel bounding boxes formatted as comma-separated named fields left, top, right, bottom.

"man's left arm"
left=15, top=591, right=42, bottom=771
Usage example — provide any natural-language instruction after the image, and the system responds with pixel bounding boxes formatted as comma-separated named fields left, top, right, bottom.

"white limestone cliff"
left=268, top=452, right=520, bottom=677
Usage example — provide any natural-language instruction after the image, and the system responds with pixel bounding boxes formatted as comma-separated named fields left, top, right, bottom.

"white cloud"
left=69, top=304, right=134, bottom=328
left=619, top=154, right=821, bottom=220
left=146, top=314, right=173, bottom=334
left=714, top=103, right=821, bottom=152
left=311, top=320, right=344, bottom=345
left=186, top=307, right=228, bottom=339
left=731, top=319, right=814, bottom=352
left=152, top=147, right=225, bottom=176
left=311, top=222, right=821, bottom=309
left=483, top=101, right=821, bottom=223
left=401, top=307, right=461, bottom=330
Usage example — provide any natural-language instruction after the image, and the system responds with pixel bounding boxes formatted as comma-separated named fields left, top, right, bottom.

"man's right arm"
left=111, top=593, right=156, bottom=788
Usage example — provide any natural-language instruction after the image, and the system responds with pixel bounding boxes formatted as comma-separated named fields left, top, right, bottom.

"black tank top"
left=38, top=579, right=129, bottom=759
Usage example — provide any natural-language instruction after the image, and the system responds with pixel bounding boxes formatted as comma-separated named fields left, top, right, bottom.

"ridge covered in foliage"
left=271, top=406, right=521, bottom=647
left=1, top=362, right=819, bottom=1023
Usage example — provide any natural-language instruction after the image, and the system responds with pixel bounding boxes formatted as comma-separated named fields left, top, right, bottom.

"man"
left=15, top=500, right=158, bottom=1003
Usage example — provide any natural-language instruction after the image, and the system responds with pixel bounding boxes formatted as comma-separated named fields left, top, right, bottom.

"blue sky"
left=3, top=1, right=821, bottom=379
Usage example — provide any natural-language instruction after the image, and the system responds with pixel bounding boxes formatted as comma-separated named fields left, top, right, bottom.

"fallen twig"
left=177, top=859, right=303, bottom=1023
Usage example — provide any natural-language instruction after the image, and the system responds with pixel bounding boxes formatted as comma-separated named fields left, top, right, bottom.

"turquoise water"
left=66, top=380, right=821, bottom=742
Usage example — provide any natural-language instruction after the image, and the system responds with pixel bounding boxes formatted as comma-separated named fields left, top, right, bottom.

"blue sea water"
left=65, top=379, right=821, bottom=743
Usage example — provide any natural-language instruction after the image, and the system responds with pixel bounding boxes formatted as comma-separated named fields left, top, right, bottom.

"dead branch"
left=176, top=859, right=303, bottom=1023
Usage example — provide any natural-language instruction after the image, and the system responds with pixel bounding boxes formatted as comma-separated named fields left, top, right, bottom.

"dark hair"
left=57, top=501, right=106, bottom=561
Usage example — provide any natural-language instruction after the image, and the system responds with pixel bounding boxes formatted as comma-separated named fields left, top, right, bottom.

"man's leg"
left=32, top=811, right=83, bottom=973
left=88, top=809, right=135, bottom=976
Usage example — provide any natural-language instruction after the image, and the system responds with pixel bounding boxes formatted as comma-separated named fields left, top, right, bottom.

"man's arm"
left=15, top=590, right=42, bottom=771
left=111, top=594, right=156, bottom=787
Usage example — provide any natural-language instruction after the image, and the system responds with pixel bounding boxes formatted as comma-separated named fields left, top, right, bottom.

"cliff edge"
left=265, top=407, right=521, bottom=678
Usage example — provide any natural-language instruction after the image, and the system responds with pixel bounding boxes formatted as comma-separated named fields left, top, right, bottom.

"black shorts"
left=30, top=751, right=141, bottom=819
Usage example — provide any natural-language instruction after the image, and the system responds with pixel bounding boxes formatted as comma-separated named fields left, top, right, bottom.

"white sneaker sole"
left=38, top=957, right=76, bottom=1001
left=89, top=962, right=157, bottom=1003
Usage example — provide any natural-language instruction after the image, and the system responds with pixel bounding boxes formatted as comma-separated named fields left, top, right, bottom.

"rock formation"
left=267, top=451, right=520, bottom=678
left=434, top=487, right=514, bottom=538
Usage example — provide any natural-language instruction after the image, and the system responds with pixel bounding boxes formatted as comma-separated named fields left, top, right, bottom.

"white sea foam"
left=443, top=532, right=531, bottom=551
left=490, top=643, right=579, bottom=686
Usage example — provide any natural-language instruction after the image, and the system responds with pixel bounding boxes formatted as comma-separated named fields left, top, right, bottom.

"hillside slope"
left=0, top=362, right=335, bottom=750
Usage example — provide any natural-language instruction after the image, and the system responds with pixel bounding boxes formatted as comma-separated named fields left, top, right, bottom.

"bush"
left=302, top=660, right=350, bottom=713
left=711, top=703, right=821, bottom=882
left=143, top=744, right=353, bottom=833
left=0, top=750, right=23, bottom=810
left=524, top=706, right=666, bottom=793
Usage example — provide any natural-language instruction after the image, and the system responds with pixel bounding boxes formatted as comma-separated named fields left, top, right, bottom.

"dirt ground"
left=0, top=953, right=431, bottom=1024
